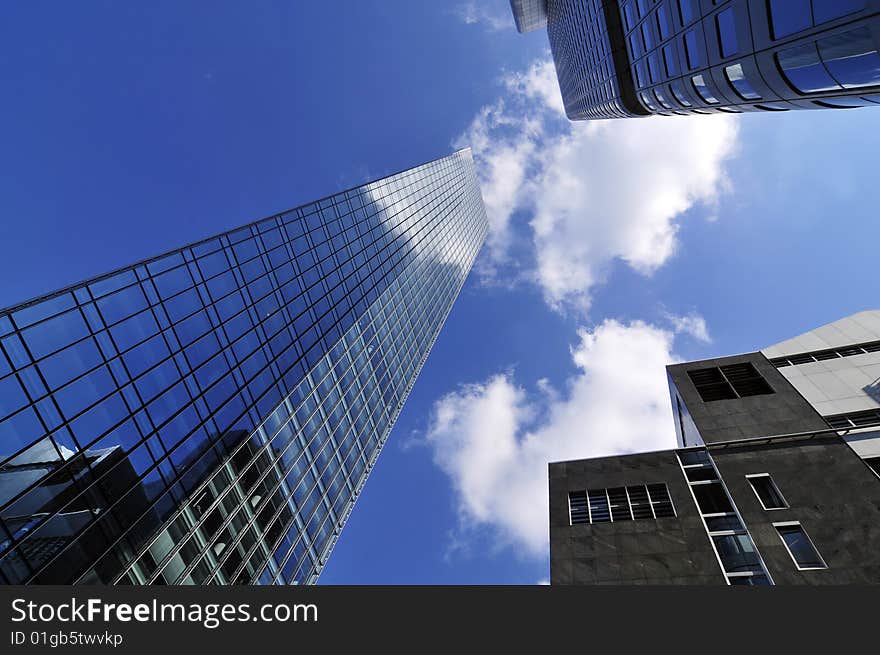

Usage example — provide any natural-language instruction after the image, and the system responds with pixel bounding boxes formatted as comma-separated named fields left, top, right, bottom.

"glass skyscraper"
left=511, top=0, right=880, bottom=120
left=0, top=149, right=488, bottom=585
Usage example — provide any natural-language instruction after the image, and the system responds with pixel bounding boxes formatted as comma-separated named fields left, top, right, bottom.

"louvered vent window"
left=770, top=340, right=880, bottom=367
left=569, top=491, right=589, bottom=524
left=688, top=362, right=773, bottom=402
left=826, top=409, right=880, bottom=429
left=567, top=484, right=676, bottom=525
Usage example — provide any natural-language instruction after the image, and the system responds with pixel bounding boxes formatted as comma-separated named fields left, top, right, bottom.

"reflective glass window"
left=725, top=63, right=761, bottom=99
left=713, top=534, right=762, bottom=572
left=663, top=44, right=679, bottom=75
left=776, top=524, right=826, bottom=569
left=12, top=293, right=75, bottom=328
left=0, top=375, right=27, bottom=419
left=97, top=286, right=149, bottom=326
left=813, top=0, right=866, bottom=25
left=777, top=43, right=842, bottom=92
left=684, top=29, right=702, bottom=69
left=692, top=74, right=720, bottom=103
left=670, top=80, right=693, bottom=106
left=23, top=310, right=90, bottom=360
left=768, top=0, right=812, bottom=39
left=657, top=5, right=671, bottom=40
left=818, top=27, right=880, bottom=89
left=678, top=0, right=696, bottom=25
left=716, top=7, right=739, bottom=57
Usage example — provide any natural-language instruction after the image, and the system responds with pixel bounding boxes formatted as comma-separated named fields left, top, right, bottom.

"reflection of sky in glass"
left=0, top=149, right=487, bottom=584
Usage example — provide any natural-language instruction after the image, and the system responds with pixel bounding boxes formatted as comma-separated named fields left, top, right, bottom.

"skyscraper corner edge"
left=510, top=0, right=548, bottom=33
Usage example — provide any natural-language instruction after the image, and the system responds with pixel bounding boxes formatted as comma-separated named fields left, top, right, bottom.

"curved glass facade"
left=0, top=149, right=488, bottom=584
left=514, top=0, right=880, bottom=119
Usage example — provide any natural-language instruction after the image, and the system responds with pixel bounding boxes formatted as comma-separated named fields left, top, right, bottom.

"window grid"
left=159, top=209, right=481, bottom=586
left=568, top=483, right=675, bottom=525
left=0, top=150, right=487, bottom=585
left=676, top=449, right=773, bottom=585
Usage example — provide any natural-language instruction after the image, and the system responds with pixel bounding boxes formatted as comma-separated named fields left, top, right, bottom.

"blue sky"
left=1, top=1, right=879, bottom=584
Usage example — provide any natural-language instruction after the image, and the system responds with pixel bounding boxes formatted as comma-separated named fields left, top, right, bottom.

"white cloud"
left=454, top=2, right=512, bottom=31
left=425, top=319, right=679, bottom=557
left=665, top=311, right=712, bottom=343
left=458, top=59, right=739, bottom=312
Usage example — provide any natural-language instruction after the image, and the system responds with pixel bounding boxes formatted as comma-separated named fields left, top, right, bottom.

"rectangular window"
left=656, top=5, right=671, bottom=40
left=692, top=481, right=734, bottom=514
left=775, top=523, right=827, bottom=570
left=684, top=29, right=702, bottom=69
left=716, top=8, right=739, bottom=57
left=568, top=484, right=676, bottom=525
left=663, top=44, right=679, bottom=76
left=569, top=491, right=589, bottom=524
left=768, top=0, right=812, bottom=39
left=678, top=0, right=696, bottom=26
left=747, top=474, right=788, bottom=509
left=688, top=362, right=773, bottom=402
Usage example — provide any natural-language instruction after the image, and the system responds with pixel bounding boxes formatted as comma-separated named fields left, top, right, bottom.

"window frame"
left=746, top=473, right=788, bottom=510
left=774, top=521, right=828, bottom=571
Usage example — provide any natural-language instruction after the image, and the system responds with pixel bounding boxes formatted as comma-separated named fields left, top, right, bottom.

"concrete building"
left=550, top=310, right=880, bottom=584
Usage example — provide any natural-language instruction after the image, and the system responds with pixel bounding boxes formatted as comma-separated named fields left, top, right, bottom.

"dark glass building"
left=511, top=0, right=880, bottom=119
left=550, top=311, right=880, bottom=584
left=0, top=150, right=488, bottom=584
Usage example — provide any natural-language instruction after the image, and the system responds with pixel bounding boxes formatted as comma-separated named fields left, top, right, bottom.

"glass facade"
left=514, top=0, right=880, bottom=119
left=0, top=149, right=488, bottom=585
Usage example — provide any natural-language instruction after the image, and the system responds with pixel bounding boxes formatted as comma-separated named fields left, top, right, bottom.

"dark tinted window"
left=679, top=0, right=697, bottom=25
left=813, top=0, right=866, bottom=24
left=777, top=524, right=826, bottom=569
left=693, top=482, right=734, bottom=514
left=684, top=29, right=702, bottom=68
left=748, top=475, right=788, bottom=509
left=657, top=5, right=671, bottom=40
left=768, top=0, right=811, bottom=39
left=716, top=8, right=739, bottom=57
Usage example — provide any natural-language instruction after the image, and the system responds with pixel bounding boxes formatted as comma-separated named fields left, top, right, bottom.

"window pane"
left=818, top=27, right=880, bottom=89
left=684, top=29, right=702, bottom=68
left=692, top=74, right=720, bottom=103
left=0, top=375, right=27, bottom=419
left=657, top=5, right=671, bottom=40
left=663, top=44, right=679, bottom=75
left=22, top=310, right=90, bottom=360
left=725, top=63, right=761, bottom=100
left=812, top=0, right=866, bottom=25
left=768, top=0, right=811, bottom=39
left=777, top=524, right=826, bottom=568
left=693, top=482, right=733, bottom=514
left=713, top=534, right=761, bottom=572
left=777, top=43, right=842, bottom=93
left=588, top=489, right=610, bottom=523
left=748, top=475, right=787, bottom=509
left=716, top=8, right=739, bottom=57
left=670, top=80, right=693, bottom=106
left=678, top=0, right=696, bottom=25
